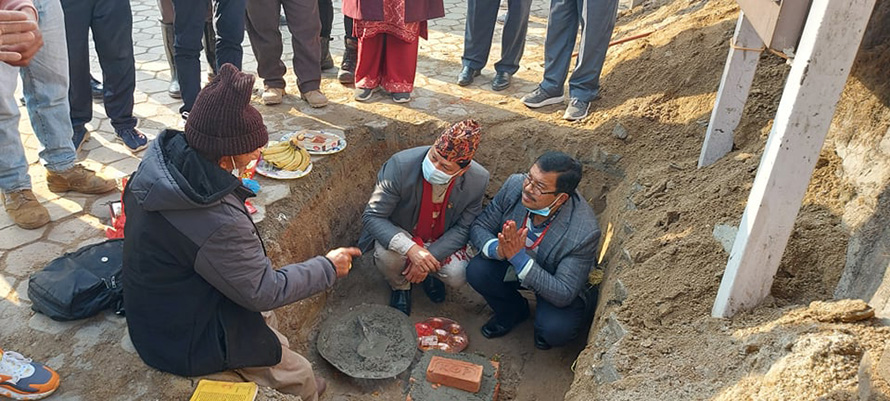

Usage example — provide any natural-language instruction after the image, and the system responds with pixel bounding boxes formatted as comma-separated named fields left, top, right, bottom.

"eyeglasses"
left=522, top=173, right=558, bottom=195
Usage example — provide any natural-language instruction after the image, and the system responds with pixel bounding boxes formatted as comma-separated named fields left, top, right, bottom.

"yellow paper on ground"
left=189, top=379, right=258, bottom=401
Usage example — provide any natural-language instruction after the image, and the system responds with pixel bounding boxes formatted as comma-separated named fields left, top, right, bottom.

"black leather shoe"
left=422, top=276, right=446, bottom=303
left=480, top=306, right=529, bottom=339
left=534, top=333, right=552, bottom=350
left=390, top=289, right=411, bottom=315
left=491, top=72, right=512, bottom=91
left=457, top=66, right=481, bottom=86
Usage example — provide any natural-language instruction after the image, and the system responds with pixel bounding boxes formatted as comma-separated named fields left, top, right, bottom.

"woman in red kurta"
left=342, top=0, right=444, bottom=103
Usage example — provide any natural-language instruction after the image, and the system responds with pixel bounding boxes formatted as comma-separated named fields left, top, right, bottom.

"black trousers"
left=60, top=0, right=136, bottom=132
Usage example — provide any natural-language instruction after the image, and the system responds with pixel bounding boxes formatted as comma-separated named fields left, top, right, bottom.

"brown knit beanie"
left=184, top=63, right=268, bottom=160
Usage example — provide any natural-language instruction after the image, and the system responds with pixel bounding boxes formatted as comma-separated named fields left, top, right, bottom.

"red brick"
left=426, top=356, right=484, bottom=393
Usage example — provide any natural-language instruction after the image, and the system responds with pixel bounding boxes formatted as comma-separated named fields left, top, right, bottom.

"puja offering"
left=415, top=317, right=469, bottom=353
left=255, top=137, right=313, bottom=179
left=292, top=129, right=346, bottom=155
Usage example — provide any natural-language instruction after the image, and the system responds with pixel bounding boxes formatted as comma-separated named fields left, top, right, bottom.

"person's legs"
left=317, top=0, right=332, bottom=38
left=566, top=0, right=618, bottom=102
left=0, top=63, right=50, bottom=229
left=20, top=0, right=77, bottom=173
left=214, top=0, right=247, bottom=70
left=374, top=241, right=410, bottom=290
left=91, top=0, right=137, bottom=132
left=0, top=65, right=30, bottom=194
left=355, top=33, right=384, bottom=90
left=282, top=0, right=322, bottom=94
left=533, top=295, right=587, bottom=347
left=337, top=16, right=357, bottom=84
left=245, top=0, right=287, bottom=89
left=59, top=0, right=94, bottom=134
left=461, top=0, right=498, bottom=71
left=381, top=34, right=418, bottom=94
left=466, top=255, right=529, bottom=325
left=494, top=0, right=532, bottom=75
left=235, top=312, right=319, bottom=401
left=538, top=0, right=579, bottom=97
left=436, top=248, right=469, bottom=288
left=172, top=0, right=210, bottom=114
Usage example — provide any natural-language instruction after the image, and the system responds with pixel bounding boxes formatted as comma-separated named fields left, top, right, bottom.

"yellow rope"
left=729, top=39, right=765, bottom=52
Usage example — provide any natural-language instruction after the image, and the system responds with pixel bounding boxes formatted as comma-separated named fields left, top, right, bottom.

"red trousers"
left=355, top=33, right=419, bottom=93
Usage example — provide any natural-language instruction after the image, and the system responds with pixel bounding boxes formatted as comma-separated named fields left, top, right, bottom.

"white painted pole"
left=712, top=0, right=877, bottom=318
left=698, top=13, right=763, bottom=168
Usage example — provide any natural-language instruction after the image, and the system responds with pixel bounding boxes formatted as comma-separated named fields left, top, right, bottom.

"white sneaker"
left=0, top=349, right=61, bottom=400
left=262, top=87, right=285, bottom=105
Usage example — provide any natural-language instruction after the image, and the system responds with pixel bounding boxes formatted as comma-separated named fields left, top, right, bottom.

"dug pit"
left=256, top=118, right=624, bottom=400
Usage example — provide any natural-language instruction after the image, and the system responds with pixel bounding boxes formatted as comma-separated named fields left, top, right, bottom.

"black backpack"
left=28, top=239, right=125, bottom=321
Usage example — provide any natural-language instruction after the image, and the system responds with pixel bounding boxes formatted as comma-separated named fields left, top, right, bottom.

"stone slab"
left=0, top=224, right=47, bottom=251
left=5, top=240, right=66, bottom=282
left=28, top=312, right=82, bottom=335
left=46, top=215, right=104, bottom=244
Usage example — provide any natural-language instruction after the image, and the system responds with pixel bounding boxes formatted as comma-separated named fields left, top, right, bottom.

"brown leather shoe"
left=46, top=164, right=117, bottom=194
left=301, top=90, right=329, bottom=108
left=315, top=377, right=326, bottom=397
left=2, top=189, right=50, bottom=229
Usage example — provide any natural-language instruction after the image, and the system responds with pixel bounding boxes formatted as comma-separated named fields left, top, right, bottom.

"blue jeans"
left=173, top=0, right=247, bottom=113
left=466, top=255, right=588, bottom=347
left=0, top=0, right=77, bottom=192
left=60, top=0, right=137, bottom=133
left=539, top=0, right=618, bottom=102
left=462, top=0, right=531, bottom=75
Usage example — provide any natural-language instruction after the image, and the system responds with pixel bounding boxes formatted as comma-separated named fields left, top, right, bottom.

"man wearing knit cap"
left=122, top=64, right=359, bottom=400
left=359, top=119, right=490, bottom=315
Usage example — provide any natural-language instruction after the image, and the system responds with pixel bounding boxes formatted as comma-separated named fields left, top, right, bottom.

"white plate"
left=284, top=130, right=347, bottom=155
left=255, top=151, right=313, bottom=180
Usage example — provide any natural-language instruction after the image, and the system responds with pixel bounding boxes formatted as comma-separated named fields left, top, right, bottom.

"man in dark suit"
left=359, top=120, right=490, bottom=315
left=467, top=151, right=600, bottom=349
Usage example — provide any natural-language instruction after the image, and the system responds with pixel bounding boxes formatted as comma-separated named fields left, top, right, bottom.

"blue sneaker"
left=115, top=127, right=148, bottom=153
left=0, top=348, right=60, bottom=400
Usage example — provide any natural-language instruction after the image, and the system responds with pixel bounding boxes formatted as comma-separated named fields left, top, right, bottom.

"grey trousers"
left=539, top=0, right=619, bottom=102
left=374, top=241, right=468, bottom=291
left=245, top=0, right=322, bottom=93
left=461, top=0, right=532, bottom=74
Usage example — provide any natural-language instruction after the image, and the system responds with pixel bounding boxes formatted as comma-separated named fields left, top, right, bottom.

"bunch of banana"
left=262, top=137, right=311, bottom=171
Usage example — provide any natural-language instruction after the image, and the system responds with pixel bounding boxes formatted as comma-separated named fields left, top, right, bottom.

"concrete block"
left=408, top=350, right=499, bottom=401
left=0, top=224, right=46, bottom=250
left=3, top=240, right=64, bottom=277
left=0, top=300, right=31, bottom=338
left=44, top=197, right=87, bottom=222
left=712, top=224, right=738, bottom=254
left=0, top=274, right=13, bottom=299
left=427, top=356, right=484, bottom=393
left=28, top=313, right=82, bottom=335
left=46, top=215, right=104, bottom=243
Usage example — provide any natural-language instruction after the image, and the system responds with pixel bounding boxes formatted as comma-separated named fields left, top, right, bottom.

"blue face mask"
left=527, top=195, right=562, bottom=216
left=422, top=155, right=455, bottom=185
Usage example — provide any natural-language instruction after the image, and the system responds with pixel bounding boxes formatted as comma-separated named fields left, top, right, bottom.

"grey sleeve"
left=362, top=158, right=411, bottom=247
left=469, top=176, right=518, bottom=251
left=194, top=221, right=337, bottom=312
left=522, top=231, right=599, bottom=307
left=428, top=173, right=489, bottom=261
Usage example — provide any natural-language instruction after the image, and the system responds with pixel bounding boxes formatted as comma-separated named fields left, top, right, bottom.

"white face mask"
left=422, top=154, right=456, bottom=185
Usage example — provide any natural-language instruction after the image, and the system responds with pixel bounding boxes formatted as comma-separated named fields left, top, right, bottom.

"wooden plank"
left=698, top=13, right=763, bottom=168
left=712, top=0, right=877, bottom=318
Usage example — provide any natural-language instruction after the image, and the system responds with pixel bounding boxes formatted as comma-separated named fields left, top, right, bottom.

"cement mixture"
left=407, top=350, right=500, bottom=401
left=316, top=304, right=417, bottom=379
